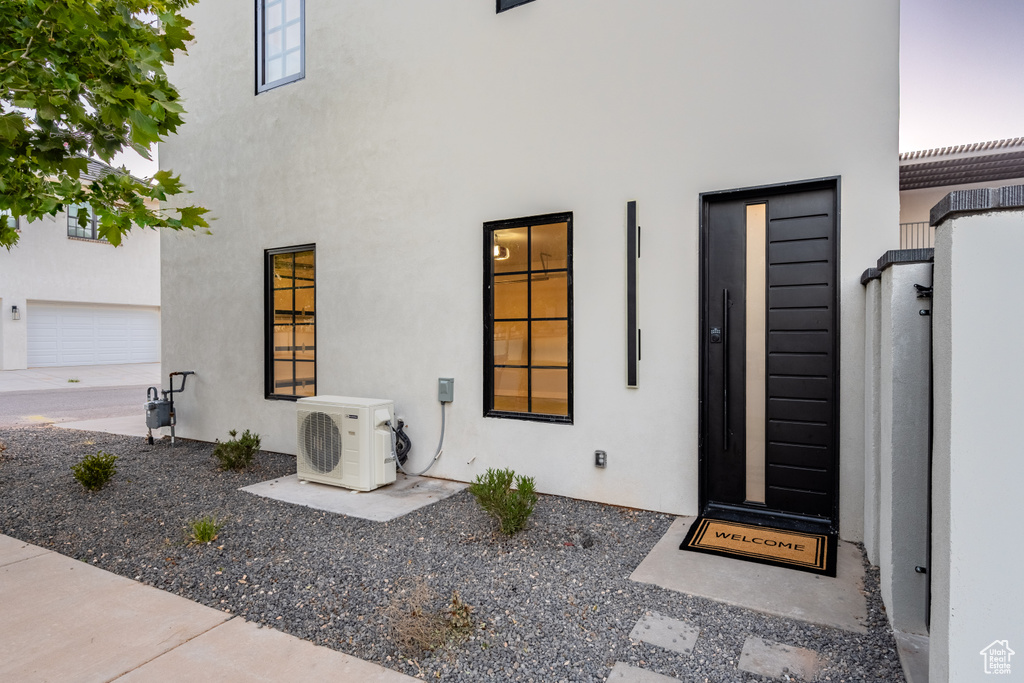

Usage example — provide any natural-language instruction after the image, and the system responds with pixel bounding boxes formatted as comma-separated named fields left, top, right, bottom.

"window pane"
left=274, top=360, right=295, bottom=394
left=294, top=324, right=315, bottom=360
left=531, top=321, right=567, bottom=367
left=266, top=57, right=283, bottom=84
left=494, top=367, right=528, bottom=412
left=494, top=275, right=528, bottom=320
left=294, top=250, right=314, bottom=280
left=285, top=23, right=301, bottom=51
left=265, top=0, right=283, bottom=29
left=266, top=29, right=283, bottom=57
left=493, top=227, right=528, bottom=274
left=294, top=286, right=314, bottom=315
left=494, top=321, right=528, bottom=366
left=274, top=288, right=292, bottom=316
left=531, top=369, right=568, bottom=416
left=294, top=360, right=315, bottom=396
left=531, top=272, right=567, bottom=319
left=531, top=221, right=568, bottom=270
left=284, top=50, right=301, bottom=78
left=285, top=0, right=301, bottom=21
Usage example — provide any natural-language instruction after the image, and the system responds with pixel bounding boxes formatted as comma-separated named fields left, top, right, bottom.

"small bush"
left=468, top=467, right=537, bottom=536
left=188, top=515, right=224, bottom=545
left=212, top=429, right=261, bottom=470
left=384, top=579, right=475, bottom=654
left=70, top=451, right=118, bottom=491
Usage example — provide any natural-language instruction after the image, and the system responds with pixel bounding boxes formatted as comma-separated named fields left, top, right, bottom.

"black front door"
left=700, top=179, right=839, bottom=530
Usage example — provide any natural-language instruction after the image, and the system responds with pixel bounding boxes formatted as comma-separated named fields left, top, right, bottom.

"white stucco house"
left=0, top=159, right=161, bottom=370
left=158, top=4, right=1024, bottom=681
left=161, top=1, right=898, bottom=533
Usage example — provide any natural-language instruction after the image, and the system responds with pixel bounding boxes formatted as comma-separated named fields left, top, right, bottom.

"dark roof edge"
left=876, top=249, right=934, bottom=273
left=861, top=268, right=881, bottom=285
left=930, top=184, right=1024, bottom=226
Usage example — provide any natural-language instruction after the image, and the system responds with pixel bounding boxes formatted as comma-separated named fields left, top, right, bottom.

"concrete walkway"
left=0, top=363, right=162, bottom=393
left=0, top=535, right=415, bottom=682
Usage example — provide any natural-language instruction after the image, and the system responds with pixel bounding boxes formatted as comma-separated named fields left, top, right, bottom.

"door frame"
left=698, top=176, right=842, bottom=532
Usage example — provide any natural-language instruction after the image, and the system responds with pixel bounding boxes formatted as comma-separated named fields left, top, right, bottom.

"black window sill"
left=484, top=409, right=572, bottom=425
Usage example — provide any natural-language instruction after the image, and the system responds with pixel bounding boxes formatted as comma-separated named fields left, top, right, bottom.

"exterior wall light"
left=11, top=305, right=20, bottom=320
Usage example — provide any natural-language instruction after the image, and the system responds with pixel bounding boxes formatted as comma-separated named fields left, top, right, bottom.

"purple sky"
left=901, top=0, right=1024, bottom=152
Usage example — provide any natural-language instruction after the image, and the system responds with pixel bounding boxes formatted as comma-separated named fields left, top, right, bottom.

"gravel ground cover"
left=0, top=427, right=906, bottom=682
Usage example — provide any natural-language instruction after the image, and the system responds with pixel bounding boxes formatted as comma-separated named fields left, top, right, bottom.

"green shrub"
left=468, top=467, right=537, bottom=536
left=212, top=429, right=261, bottom=470
left=70, top=451, right=119, bottom=491
left=188, top=515, right=224, bottom=545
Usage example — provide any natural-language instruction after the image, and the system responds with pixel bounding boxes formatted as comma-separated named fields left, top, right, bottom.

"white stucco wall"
left=930, top=208, right=1024, bottom=682
left=160, top=1, right=898, bottom=524
left=0, top=214, right=161, bottom=369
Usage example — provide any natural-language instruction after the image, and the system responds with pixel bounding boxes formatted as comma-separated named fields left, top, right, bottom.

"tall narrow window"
left=257, top=0, right=304, bottom=92
left=484, top=213, right=572, bottom=423
left=266, top=245, right=315, bottom=399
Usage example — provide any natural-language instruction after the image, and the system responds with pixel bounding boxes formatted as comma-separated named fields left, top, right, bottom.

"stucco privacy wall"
left=930, top=208, right=1024, bottom=682
left=160, top=1, right=898, bottom=526
left=0, top=213, right=160, bottom=370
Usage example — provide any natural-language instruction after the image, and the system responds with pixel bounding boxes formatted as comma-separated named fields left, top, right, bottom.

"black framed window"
left=497, top=0, right=536, bottom=12
left=266, top=245, right=316, bottom=399
left=484, top=212, right=573, bottom=423
left=257, top=0, right=305, bottom=93
left=67, top=204, right=107, bottom=241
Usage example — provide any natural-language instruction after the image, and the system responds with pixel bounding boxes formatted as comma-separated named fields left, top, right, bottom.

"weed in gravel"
left=384, top=579, right=476, bottom=655
left=212, top=429, right=261, bottom=470
left=70, top=451, right=118, bottom=491
left=468, top=467, right=537, bottom=536
left=187, top=515, right=224, bottom=544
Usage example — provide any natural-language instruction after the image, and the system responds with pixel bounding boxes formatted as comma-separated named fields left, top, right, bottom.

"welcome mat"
left=679, top=518, right=837, bottom=577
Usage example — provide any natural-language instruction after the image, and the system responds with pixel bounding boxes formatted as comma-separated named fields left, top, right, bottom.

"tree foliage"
left=0, top=0, right=209, bottom=248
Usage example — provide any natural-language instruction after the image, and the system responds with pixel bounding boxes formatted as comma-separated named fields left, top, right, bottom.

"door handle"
left=722, top=288, right=729, bottom=450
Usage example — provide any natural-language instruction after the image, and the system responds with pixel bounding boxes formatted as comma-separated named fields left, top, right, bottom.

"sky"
left=900, top=0, right=1024, bottom=152
left=113, top=0, right=1024, bottom=176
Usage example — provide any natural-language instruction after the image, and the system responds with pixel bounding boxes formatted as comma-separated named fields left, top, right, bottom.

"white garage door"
left=27, top=303, right=160, bottom=367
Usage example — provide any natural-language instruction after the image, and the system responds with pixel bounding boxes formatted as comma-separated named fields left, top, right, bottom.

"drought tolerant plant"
left=384, top=579, right=476, bottom=654
left=468, top=467, right=538, bottom=536
left=212, top=429, right=261, bottom=471
left=70, top=451, right=119, bottom=491
left=188, top=515, right=223, bottom=545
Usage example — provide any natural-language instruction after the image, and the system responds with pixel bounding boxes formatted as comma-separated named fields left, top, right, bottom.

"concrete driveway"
left=0, top=363, right=161, bottom=436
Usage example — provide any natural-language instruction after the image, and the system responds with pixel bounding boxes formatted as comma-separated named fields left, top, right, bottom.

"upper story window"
left=1, top=210, right=19, bottom=232
left=67, top=204, right=107, bottom=242
left=497, top=0, right=537, bottom=12
left=484, top=213, right=573, bottom=423
left=257, top=0, right=305, bottom=92
left=266, top=245, right=316, bottom=399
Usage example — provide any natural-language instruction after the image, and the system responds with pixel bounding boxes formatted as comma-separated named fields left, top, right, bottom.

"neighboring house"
left=0, top=159, right=161, bottom=370
left=161, top=0, right=899, bottom=541
left=899, top=137, right=1024, bottom=248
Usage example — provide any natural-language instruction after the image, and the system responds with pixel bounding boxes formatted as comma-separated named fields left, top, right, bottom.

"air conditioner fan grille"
left=301, top=411, right=342, bottom=474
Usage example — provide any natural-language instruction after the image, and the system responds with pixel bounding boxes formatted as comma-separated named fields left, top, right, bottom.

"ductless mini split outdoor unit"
left=296, top=396, right=397, bottom=491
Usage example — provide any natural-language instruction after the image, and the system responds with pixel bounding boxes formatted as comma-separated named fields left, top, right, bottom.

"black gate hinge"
left=914, top=283, right=933, bottom=299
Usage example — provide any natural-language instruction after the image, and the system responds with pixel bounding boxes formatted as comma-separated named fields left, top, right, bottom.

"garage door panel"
left=27, top=303, right=160, bottom=367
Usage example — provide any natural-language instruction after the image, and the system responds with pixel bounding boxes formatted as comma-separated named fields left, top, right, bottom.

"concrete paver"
left=0, top=534, right=48, bottom=566
left=0, top=535, right=416, bottom=683
left=608, top=662, right=681, bottom=682
left=738, top=636, right=821, bottom=681
left=894, top=631, right=930, bottom=683
left=0, top=547, right=230, bottom=682
left=242, top=473, right=468, bottom=522
left=118, top=615, right=413, bottom=682
left=629, top=611, right=700, bottom=655
left=630, top=517, right=868, bottom=633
